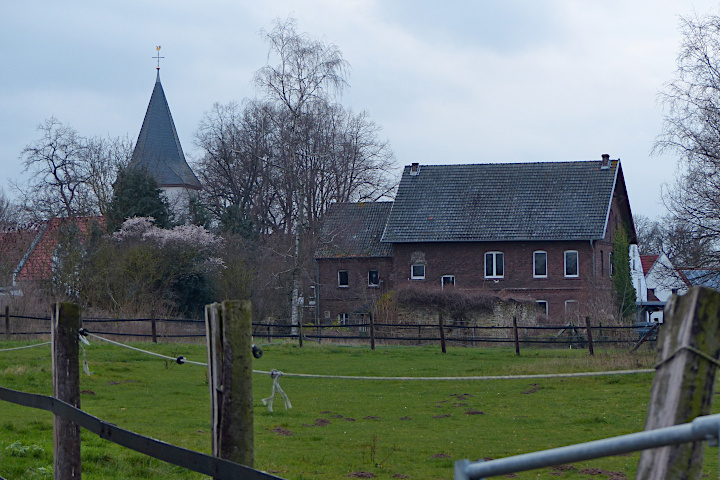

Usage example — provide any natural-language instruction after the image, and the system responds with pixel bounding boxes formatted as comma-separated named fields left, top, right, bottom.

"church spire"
left=128, top=50, right=201, bottom=192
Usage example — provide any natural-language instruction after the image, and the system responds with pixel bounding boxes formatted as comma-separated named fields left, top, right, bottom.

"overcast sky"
left=2, top=0, right=719, bottom=220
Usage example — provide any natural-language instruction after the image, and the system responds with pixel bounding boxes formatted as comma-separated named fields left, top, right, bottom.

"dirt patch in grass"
left=344, top=417, right=356, bottom=421
left=465, top=409, right=485, bottom=415
left=81, top=390, right=96, bottom=395
left=348, top=471, right=375, bottom=478
left=272, top=426, right=293, bottom=436
left=330, top=414, right=344, bottom=418
left=304, top=418, right=332, bottom=427
left=363, top=416, right=381, bottom=420
left=400, top=416, right=412, bottom=420
left=522, top=383, right=542, bottom=394
left=108, top=379, right=139, bottom=385
left=433, top=414, right=451, bottom=418
left=431, top=453, right=451, bottom=458
left=579, top=468, right=627, bottom=479
left=550, top=464, right=577, bottom=471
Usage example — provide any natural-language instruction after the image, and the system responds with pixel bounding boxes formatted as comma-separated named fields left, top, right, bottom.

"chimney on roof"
left=600, top=154, right=610, bottom=170
left=410, top=162, right=420, bottom=176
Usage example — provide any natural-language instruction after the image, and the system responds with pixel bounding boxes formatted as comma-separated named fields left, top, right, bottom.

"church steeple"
left=129, top=57, right=201, bottom=192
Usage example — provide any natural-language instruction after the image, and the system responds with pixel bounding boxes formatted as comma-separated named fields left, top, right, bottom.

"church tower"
left=128, top=48, right=201, bottom=220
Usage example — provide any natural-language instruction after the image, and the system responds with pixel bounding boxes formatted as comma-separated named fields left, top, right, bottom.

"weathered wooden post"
left=52, top=302, right=82, bottom=479
left=512, top=316, right=520, bottom=356
left=4, top=305, right=9, bottom=341
left=636, top=287, right=720, bottom=479
left=369, top=311, right=376, bottom=351
left=439, top=312, right=447, bottom=353
left=585, top=316, right=594, bottom=356
left=205, top=301, right=254, bottom=471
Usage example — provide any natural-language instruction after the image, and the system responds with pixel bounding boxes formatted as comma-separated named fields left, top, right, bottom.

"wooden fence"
left=2, top=306, right=657, bottom=353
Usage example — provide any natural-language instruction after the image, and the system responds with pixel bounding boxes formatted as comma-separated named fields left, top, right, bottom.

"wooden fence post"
left=150, top=309, right=157, bottom=344
left=636, top=286, right=720, bottom=479
left=513, top=316, right=520, bottom=356
left=585, top=316, right=594, bottom=356
left=439, top=312, right=447, bottom=353
left=52, top=302, right=82, bottom=479
left=4, top=305, right=9, bottom=341
left=369, top=311, right=375, bottom=351
left=205, top=301, right=254, bottom=471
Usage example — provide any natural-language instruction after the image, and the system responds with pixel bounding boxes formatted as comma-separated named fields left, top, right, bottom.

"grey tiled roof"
left=129, top=73, right=201, bottom=189
left=381, top=161, right=619, bottom=243
left=315, top=202, right=394, bottom=258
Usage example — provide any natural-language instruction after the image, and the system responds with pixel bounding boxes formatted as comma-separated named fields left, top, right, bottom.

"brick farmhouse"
left=314, top=155, right=636, bottom=325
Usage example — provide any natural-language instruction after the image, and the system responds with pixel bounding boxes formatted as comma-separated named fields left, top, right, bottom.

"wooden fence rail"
left=0, top=386, right=282, bottom=479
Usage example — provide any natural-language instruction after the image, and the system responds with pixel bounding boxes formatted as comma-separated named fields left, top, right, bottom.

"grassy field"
left=0, top=339, right=715, bottom=479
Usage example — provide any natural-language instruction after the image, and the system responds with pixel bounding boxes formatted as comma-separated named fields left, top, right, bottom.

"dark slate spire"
left=129, top=71, right=201, bottom=190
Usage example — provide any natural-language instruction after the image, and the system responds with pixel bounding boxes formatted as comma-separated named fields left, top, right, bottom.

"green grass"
left=0, top=340, right=714, bottom=479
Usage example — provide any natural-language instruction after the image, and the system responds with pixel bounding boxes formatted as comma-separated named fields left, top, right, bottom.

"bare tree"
left=15, top=118, right=131, bottom=220
left=0, top=188, right=20, bottom=228
left=656, top=12, right=720, bottom=266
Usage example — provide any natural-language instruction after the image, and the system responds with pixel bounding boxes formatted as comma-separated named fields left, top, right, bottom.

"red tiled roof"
left=14, top=216, right=104, bottom=283
left=640, top=255, right=658, bottom=276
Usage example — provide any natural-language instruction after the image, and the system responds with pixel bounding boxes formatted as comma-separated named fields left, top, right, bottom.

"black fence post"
left=4, top=305, right=9, bottom=341
left=369, top=311, right=376, bottom=351
left=151, top=309, right=157, bottom=344
left=513, top=316, right=520, bottom=356
left=586, top=316, right=594, bottom=356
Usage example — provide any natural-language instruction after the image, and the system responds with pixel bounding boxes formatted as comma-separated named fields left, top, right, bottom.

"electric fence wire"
left=84, top=333, right=655, bottom=381
left=0, top=342, right=51, bottom=353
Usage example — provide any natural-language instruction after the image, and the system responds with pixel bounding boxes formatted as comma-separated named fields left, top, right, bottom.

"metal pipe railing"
left=455, top=413, right=720, bottom=479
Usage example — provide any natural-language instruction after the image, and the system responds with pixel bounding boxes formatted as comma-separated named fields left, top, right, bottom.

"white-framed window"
left=533, top=251, right=547, bottom=278
left=441, top=275, right=455, bottom=289
left=536, top=300, right=548, bottom=316
left=485, top=252, right=504, bottom=278
left=368, top=270, right=379, bottom=287
left=411, top=264, right=425, bottom=279
left=564, top=250, right=579, bottom=278
left=565, top=300, right=580, bottom=322
left=338, top=313, right=349, bottom=325
left=338, top=270, right=349, bottom=287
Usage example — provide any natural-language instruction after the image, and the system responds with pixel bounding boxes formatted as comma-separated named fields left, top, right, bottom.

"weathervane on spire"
left=153, top=45, right=164, bottom=70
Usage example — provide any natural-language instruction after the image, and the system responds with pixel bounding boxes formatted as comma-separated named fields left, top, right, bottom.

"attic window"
left=410, top=162, right=420, bottom=176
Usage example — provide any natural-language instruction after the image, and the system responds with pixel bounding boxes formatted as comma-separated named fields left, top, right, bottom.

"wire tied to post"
left=77, top=330, right=93, bottom=376
left=262, top=369, right=292, bottom=412
left=654, top=345, right=720, bottom=370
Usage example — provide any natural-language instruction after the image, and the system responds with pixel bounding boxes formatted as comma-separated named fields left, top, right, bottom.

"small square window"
left=485, top=252, right=504, bottom=278
left=411, top=264, right=425, bottom=279
left=533, top=251, right=547, bottom=278
left=441, top=275, right=455, bottom=288
left=536, top=300, right=548, bottom=316
left=368, top=270, right=379, bottom=287
left=338, top=270, right=349, bottom=287
left=564, top=251, right=579, bottom=278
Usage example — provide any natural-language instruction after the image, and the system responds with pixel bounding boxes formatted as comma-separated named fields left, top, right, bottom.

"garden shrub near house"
left=81, top=217, right=226, bottom=317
